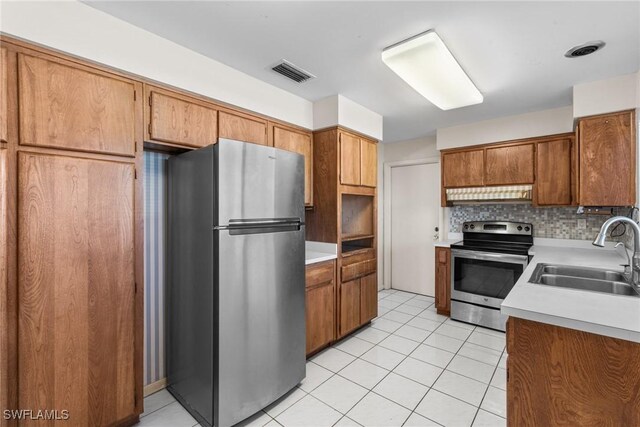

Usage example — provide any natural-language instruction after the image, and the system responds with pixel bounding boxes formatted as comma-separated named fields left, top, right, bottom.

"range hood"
left=446, top=185, right=533, bottom=203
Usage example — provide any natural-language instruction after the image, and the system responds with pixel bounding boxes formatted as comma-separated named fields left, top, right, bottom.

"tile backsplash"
left=449, top=204, right=634, bottom=242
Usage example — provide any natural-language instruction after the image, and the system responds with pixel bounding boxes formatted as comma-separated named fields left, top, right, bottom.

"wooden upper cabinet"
left=272, top=124, right=313, bottom=206
left=17, top=52, right=137, bottom=157
left=219, top=110, right=268, bottom=146
left=442, top=149, right=484, bottom=187
left=535, top=136, right=573, bottom=206
left=578, top=110, right=636, bottom=206
left=340, top=131, right=361, bottom=186
left=485, top=143, right=534, bottom=185
left=0, top=47, right=7, bottom=143
left=360, top=138, right=377, bottom=187
left=18, top=152, right=136, bottom=425
left=146, top=87, right=217, bottom=148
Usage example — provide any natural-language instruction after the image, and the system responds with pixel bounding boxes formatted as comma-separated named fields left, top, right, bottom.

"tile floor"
left=139, top=289, right=507, bottom=427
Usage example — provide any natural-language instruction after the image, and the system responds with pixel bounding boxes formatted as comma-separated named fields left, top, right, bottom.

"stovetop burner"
left=450, top=221, right=534, bottom=256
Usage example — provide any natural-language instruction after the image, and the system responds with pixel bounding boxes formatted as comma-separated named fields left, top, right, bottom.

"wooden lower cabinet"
left=507, top=317, right=640, bottom=426
left=305, top=260, right=336, bottom=356
left=339, top=278, right=361, bottom=337
left=360, top=273, right=377, bottom=323
left=338, top=255, right=378, bottom=337
left=435, top=247, right=451, bottom=315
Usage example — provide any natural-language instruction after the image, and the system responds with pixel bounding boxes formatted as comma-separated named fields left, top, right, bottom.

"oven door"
left=450, top=249, right=528, bottom=308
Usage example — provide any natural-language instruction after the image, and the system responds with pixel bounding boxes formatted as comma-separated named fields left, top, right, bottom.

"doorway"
left=385, top=159, right=441, bottom=296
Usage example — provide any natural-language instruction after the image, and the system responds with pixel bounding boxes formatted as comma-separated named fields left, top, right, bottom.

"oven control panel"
left=462, top=221, right=533, bottom=235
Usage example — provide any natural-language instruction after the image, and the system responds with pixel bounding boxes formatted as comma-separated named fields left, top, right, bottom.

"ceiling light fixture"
left=382, top=30, right=483, bottom=110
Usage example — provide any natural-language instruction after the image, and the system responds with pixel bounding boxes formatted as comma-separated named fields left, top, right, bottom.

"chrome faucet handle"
left=615, top=242, right=633, bottom=276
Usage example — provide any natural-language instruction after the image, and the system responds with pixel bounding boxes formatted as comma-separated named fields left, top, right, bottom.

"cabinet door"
left=148, top=89, right=217, bottom=148
left=306, top=282, right=335, bottom=355
left=219, top=110, right=268, bottom=146
left=442, top=150, right=484, bottom=187
left=340, top=278, right=361, bottom=336
left=18, top=152, right=136, bottom=425
left=340, top=132, right=361, bottom=186
left=484, top=143, right=534, bottom=185
left=273, top=125, right=313, bottom=206
left=360, top=138, right=377, bottom=188
left=536, top=137, right=573, bottom=206
left=18, top=53, right=136, bottom=156
left=360, top=273, right=378, bottom=323
left=435, top=247, right=450, bottom=315
left=578, top=111, right=636, bottom=206
left=0, top=47, right=7, bottom=143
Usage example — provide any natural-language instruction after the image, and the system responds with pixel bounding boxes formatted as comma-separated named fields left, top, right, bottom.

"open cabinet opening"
left=341, top=194, right=375, bottom=254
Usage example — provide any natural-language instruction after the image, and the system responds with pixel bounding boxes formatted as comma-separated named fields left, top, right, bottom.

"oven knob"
left=469, top=224, right=475, bottom=230
left=464, top=224, right=469, bottom=230
left=517, top=226, right=523, bottom=231
left=524, top=226, right=530, bottom=232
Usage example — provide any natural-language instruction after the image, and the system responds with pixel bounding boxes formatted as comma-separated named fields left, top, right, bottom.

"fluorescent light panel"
left=382, top=30, right=483, bottom=110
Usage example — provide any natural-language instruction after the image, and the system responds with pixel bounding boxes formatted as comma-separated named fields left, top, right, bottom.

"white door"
left=390, top=162, right=440, bottom=296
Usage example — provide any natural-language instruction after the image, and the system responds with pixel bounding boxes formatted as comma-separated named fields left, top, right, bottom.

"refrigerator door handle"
left=215, top=218, right=303, bottom=235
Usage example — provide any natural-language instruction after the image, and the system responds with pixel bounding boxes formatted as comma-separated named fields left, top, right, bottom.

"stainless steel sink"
left=529, top=263, right=640, bottom=297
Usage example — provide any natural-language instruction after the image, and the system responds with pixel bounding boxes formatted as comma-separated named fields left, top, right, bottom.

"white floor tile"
left=403, top=299, right=433, bottom=309
left=410, top=294, right=435, bottom=303
left=311, top=375, right=368, bottom=414
left=372, top=372, right=428, bottom=410
left=458, top=342, right=502, bottom=366
left=403, top=412, right=441, bottom=427
left=410, top=344, right=455, bottom=368
left=235, top=411, right=273, bottom=427
left=435, top=323, right=473, bottom=341
left=276, top=395, right=342, bottom=427
left=142, top=389, right=176, bottom=418
left=378, top=299, right=401, bottom=310
left=335, top=336, right=375, bottom=357
left=299, top=362, right=333, bottom=392
left=490, top=368, right=507, bottom=391
left=406, top=317, right=441, bottom=331
left=467, top=330, right=506, bottom=352
left=448, top=355, right=496, bottom=383
left=378, top=335, right=420, bottom=355
left=481, top=386, right=506, bottom=418
left=415, top=390, right=477, bottom=427
left=354, top=326, right=390, bottom=344
left=333, top=416, right=362, bottom=426
left=381, top=310, right=414, bottom=324
left=473, top=409, right=506, bottom=427
left=378, top=307, right=391, bottom=316
left=347, top=392, right=411, bottom=427
left=433, top=370, right=488, bottom=406
left=393, top=304, right=424, bottom=316
left=265, top=387, right=307, bottom=418
left=137, top=401, right=198, bottom=427
left=263, top=420, right=282, bottom=427
left=379, top=289, right=397, bottom=295
left=475, top=327, right=506, bottom=339
left=361, top=346, right=405, bottom=370
left=423, top=333, right=464, bottom=353
left=384, top=293, right=413, bottom=303
left=393, top=357, right=443, bottom=387
left=393, top=325, right=430, bottom=343
left=338, top=359, right=389, bottom=389
left=443, top=318, right=476, bottom=331
left=312, top=348, right=356, bottom=373
left=498, top=353, right=507, bottom=369
left=417, top=308, right=448, bottom=323
left=371, top=318, right=403, bottom=333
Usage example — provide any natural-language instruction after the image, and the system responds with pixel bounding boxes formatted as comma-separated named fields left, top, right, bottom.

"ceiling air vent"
left=565, top=41, right=606, bottom=58
left=271, top=60, right=316, bottom=83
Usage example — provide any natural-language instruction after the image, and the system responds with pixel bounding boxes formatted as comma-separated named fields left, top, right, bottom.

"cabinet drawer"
left=306, top=260, right=335, bottom=289
left=341, top=258, right=376, bottom=283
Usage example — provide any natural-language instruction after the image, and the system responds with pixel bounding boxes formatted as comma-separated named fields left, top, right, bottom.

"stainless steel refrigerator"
left=166, top=139, right=306, bottom=427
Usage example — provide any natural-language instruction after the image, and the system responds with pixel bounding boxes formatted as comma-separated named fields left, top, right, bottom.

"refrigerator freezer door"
left=216, top=139, right=305, bottom=226
left=216, top=226, right=306, bottom=427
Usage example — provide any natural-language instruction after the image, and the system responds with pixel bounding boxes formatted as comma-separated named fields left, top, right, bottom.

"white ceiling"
left=86, top=1, right=639, bottom=142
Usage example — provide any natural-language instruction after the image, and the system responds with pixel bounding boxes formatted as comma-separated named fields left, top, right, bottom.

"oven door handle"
left=451, top=249, right=528, bottom=264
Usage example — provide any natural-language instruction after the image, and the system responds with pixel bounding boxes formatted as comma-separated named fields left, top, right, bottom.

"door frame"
left=383, top=157, right=443, bottom=290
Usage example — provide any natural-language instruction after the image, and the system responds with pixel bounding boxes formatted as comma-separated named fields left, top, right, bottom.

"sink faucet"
left=593, top=216, right=640, bottom=286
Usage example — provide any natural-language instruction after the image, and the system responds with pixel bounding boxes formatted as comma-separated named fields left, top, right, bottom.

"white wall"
left=0, top=0, right=314, bottom=128
left=573, top=72, right=639, bottom=118
left=436, top=106, right=574, bottom=150
left=312, top=95, right=383, bottom=140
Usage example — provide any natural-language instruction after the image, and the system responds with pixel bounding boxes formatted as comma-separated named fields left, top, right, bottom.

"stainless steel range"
left=450, top=221, right=533, bottom=331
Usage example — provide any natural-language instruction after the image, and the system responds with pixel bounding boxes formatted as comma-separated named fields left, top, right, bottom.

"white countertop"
left=501, top=241, right=640, bottom=342
left=305, top=241, right=338, bottom=265
left=434, top=233, right=462, bottom=248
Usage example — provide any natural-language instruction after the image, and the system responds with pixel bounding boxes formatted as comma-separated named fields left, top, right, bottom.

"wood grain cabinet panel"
left=507, top=317, right=640, bottom=426
left=148, top=89, right=217, bottom=148
left=339, top=278, right=361, bottom=337
left=535, top=137, right=573, bottom=206
left=0, top=47, right=7, bottom=143
left=273, top=125, right=313, bottom=206
left=578, top=110, right=636, bottom=206
left=18, top=53, right=136, bottom=156
left=360, top=138, right=377, bottom=187
left=340, top=132, right=361, bottom=186
left=18, top=152, right=136, bottom=426
left=484, top=143, right=534, bottom=185
left=442, top=150, right=484, bottom=188
left=435, top=247, right=450, bottom=316
left=219, top=110, right=268, bottom=146
left=305, top=260, right=336, bottom=356
left=360, top=273, right=377, bottom=323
